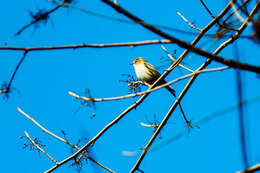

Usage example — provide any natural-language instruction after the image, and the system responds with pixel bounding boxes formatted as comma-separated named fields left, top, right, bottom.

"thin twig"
left=235, top=1, right=250, bottom=17
left=130, top=1, right=258, bottom=171
left=140, top=123, right=158, bottom=128
left=17, top=108, right=115, bottom=173
left=237, top=163, right=260, bottom=173
left=200, top=0, right=216, bottom=19
left=45, top=47, right=186, bottom=173
left=234, top=42, right=249, bottom=168
left=18, top=107, right=68, bottom=143
left=102, top=0, right=260, bottom=73
left=0, top=51, right=28, bottom=96
left=24, top=131, right=58, bottom=164
left=45, top=0, right=236, bottom=171
left=0, top=40, right=171, bottom=97
left=177, top=11, right=202, bottom=31
left=15, top=3, right=64, bottom=36
left=48, top=0, right=212, bottom=36
left=129, top=0, right=260, bottom=171
left=0, top=40, right=173, bottom=51
left=200, top=0, right=239, bottom=31
left=223, top=0, right=250, bottom=24
left=69, top=66, right=229, bottom=102
left=126, top=95, right=260, bottom=156
left=161, top=45, right=194, bottom=72
left=231, top=1, right=247, bottom=24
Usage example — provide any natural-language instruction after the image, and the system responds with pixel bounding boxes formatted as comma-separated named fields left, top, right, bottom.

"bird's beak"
left=130, top=62, right=134, bottom=65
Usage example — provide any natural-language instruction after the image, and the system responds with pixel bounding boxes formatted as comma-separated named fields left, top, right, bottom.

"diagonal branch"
left=161, top=45, right=194, bottom=72
left=15, top=2, right=64, bottom=36
left=130, top=1, right=258, bottom=171
left=69, top=66, right=229, bottom=102
left=45, top=48, right=186, bottom=173
left=102, top=0, right=260, bottom=74
left=234, top=42, right=249, bottom=168
left=237, top=163, right=260, bottom=173
left=18, top=108, right=115, bottom=173
left=199, top=0, right=239, bottom=31
left=0, top=51, right=28, bottom=97
left=176, top=11, right=202, bottom=31
left=24, top=131, right=58, bottom=164
left=45, top=1, right=235, bottom=172
left=0, top=40, right=172, bottom=97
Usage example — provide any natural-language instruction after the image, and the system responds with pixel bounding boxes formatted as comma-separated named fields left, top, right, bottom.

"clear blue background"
left=1, top=0, right=260, bottom=172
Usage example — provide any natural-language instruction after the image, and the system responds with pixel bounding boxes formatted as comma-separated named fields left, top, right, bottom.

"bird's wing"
left=144, top=62, right=161, bottom=78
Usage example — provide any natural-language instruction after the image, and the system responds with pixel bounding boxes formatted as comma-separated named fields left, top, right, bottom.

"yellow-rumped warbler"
left=131, top=57, right=191, bottom=127
left=131, top=57, right=176, bottom=96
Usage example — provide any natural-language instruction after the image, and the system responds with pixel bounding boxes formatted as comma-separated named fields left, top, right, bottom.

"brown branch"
left=45, top=94, right=150, bottom=172
left=49, top=0, right=215, bottom=36
left=15, top=2, right=64, bottom=36
left=45, top=1, right=234, bottom=172
left=49, top=0, right=253, bottom=39
left=69, top=66, right=229, bottom=102
left=0, top=40, right=173, bottom=51
left=234, top=1, right=250, bottom=18
left=231, top=2, right=247, bottom=24
left=200, top=0, right=216, bottom=19
left=237, top=163, right=260, bottom=173
left=223, top=0, right=250, bottom=24
left=102, top=0, right=260, bottom=74
left=0, top=40, right=172, bottom=97
left=17, top=108, right=115, bottom=173
left=127, top=95, right=260, bottom=156
left=0, top=51, right=28, bottom=97
left=176, top=11, right=202, bottom=31
left=200, top=0, right=239, bottom=31
left=130, top=1, right=258, bottom=171
left=161, top=45, right=194, bottom=72
left=24, top=131, right=58, bottom=164
left=45, top=47, right=187, bottom=173
left=234, top=42, right=249, bottom=168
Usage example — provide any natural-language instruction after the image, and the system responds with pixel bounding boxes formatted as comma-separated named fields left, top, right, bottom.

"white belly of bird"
left=134, top=63, right=152, bottom=81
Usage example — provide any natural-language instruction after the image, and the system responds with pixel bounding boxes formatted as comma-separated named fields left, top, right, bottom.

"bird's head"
left=130, top=57, right=146, bottom=65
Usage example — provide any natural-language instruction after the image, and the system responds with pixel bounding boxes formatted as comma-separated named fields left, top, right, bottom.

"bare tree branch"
left=24, top=131, right=58, bottom=164
left=69, top=66, right=229, bottom=102
left=15, top=2, right=66, bottom=36
left=0, top=40, right=173, bottom=51
left=130, top=0, right=259, bottom=171
left=200, top=0, right=239, bottom=31
left=45, top=1, right=235, bottom=172
left=102, top=0, right=260, bottom=73
left=237, top=163, right=260, bottom=173
left=0, top=51, right=28, bottom=97
left=18, top=107, right=115, bottom=173
left=161, top=45, right=194, bottom=72
left=176, top=11, right=202, bottom=31
left=234, top=42, right=249, bottom=168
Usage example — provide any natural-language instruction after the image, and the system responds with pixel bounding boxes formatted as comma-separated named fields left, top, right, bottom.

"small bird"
left=131, top=57, right=176, bottom=96
left=131, top=57, right=191, bottom=127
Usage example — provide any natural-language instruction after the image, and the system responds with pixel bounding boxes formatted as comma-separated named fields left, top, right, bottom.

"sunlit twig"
left=177, top=11, right=202, bottom=31
left=69, top=66, right=229, bottom=102
left=24, top=131, right=58, bottom=164
left=18, top=108, right=115, bottom=173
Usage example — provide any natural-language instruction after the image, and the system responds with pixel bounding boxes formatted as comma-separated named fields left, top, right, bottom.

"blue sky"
left=1, top=0, right=260, bottom=173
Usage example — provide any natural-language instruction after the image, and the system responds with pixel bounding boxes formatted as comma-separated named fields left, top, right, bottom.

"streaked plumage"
left=131, top=57, right=176, bottom=96
left=131, top=57, right=191, bottom=127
